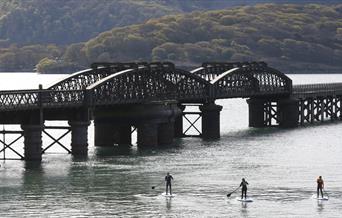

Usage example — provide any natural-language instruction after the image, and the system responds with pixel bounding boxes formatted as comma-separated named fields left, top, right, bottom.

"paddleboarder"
left=165, top=172, right=174, bottom=195
left=240, top=178, right=249, bottom=199
left=317, top=176, right=324, bottom=198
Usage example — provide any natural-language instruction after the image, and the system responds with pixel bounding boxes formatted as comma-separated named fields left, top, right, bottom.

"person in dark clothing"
left=165, top=172, right=174, bottom=195
left=317, top=176, right=324, bottom=198
left=240, top=178, right=249, bottom=199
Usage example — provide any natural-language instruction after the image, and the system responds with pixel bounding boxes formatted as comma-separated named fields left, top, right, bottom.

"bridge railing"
left=0, top=89, right=87, bottom=111
left=42, top=89, right=86, bottom=107
left=0, top=89, right=40, bottom=110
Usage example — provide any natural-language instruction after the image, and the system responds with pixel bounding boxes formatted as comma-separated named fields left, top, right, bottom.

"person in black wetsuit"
left=165, top=172, right=174, bottom=195
left=240, top=178, right=249, bottom=199
left=317, top=176, right=324, bottom=198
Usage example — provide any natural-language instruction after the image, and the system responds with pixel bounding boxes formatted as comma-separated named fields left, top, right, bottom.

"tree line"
left=0, top=3, right=341, bottom=73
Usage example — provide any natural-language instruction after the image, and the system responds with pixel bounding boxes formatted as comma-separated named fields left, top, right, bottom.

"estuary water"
left=1, top=72, right=342, bottom=217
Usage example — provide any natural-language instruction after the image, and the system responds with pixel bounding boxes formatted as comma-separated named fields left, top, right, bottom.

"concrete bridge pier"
left=137, top=120, right=176, bottom=147
left=158, top=120, right=175, bottom=145
left=278, top=98, right=299, bottom=128
left=199, top=102, right=223, bottom=139
left=94, top=101, right=181, bottom=148
left=174, top=104, right=185, bottom=138
left=247, top=98, right=266, bottom=127
left=69, top=121, right=91, bottom=155
left=137, top=122, right=159, bottom=147
left=94, top=121, right=131, bottom=147
left=21, top=124, right=43, bottom=161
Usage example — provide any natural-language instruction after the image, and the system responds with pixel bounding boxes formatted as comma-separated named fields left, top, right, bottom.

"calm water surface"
left=0, top=73, right=342, bottom=217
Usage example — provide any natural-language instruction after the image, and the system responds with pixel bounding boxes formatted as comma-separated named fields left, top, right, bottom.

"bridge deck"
left=0, top=62, right=340, bottom=112
left=292, top=83, right=342, bottom=98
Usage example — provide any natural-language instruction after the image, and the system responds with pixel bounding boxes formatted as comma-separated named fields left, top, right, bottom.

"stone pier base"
left=278, top=98, right=299, bottom=128
left=199, top=103, right=223, bottom=139
left=69, top=121, right=90, bottom=155
left=247, top=98, right=266, bottom=128
left=21, top=124, right=42, bottom=161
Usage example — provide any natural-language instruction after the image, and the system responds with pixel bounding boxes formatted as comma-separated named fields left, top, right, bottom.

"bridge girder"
left=0, top=62, right=293, bottom=112
left=86, top=62, right=211, bottom=105
left=47, top=63, right=143, bottom=91
left=192, top=62, right=292, bottom=98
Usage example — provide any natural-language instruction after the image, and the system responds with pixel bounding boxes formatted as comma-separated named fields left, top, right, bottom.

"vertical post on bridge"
left=174, top=104, right=185, bottom=138
left=21, top=124, right=43, bottom=161
left=21, top=86, right=44, bottom=161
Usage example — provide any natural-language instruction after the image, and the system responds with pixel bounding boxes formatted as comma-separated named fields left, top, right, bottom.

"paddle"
left=227, top=186, right=240, bottom=197
left=151, top=181, right=164, bottom=190
left=323, top=189, right=329, bottom=198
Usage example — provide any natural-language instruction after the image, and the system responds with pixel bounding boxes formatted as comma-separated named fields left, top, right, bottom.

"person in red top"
left=317, top=176, right=324, bottom=198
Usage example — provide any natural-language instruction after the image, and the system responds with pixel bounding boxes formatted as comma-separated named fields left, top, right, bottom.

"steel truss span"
left=0, top=61, right=339, bottom=112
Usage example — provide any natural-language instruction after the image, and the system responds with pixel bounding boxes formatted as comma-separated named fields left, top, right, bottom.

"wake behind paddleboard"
left=236, top=197, right=253, bottom=202
left=162, top=193, right=176, bottom=198
left=311, top=195, right=329, bottom=201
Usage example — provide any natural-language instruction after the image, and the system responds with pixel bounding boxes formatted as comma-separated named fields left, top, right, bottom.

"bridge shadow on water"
left=91, top=120, right=342, bottom=159
left=94, top=139, right=194, bottom=158
left=220, top=127, right=292, bottom=141
left=221, top=120, right=342, bottom=140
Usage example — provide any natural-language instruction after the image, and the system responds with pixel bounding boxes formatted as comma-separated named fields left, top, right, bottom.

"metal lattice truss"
left=298, top=96, right=342, bottom=124
left=192, top=62, right=292, bottom=98
left=87, top=63, right=211, bottom=105
left=0, top=62, right=294, bottom=111
left=48, top=63, right=142, bottom=91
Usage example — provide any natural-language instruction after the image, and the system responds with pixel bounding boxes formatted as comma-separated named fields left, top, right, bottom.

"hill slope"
left=0, top=0, right=340, bottom=45
left=46, top=3, right=342, bottom=73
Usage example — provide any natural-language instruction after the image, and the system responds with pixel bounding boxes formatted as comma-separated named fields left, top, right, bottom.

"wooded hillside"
left=0, top=2, right=341, bottom=73
left=46, top=4, right=342, bottom=73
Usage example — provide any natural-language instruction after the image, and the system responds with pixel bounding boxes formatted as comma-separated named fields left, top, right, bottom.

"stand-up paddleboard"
left=236, top=197, right=253, bottom=202
left=311, top=195, right=329, bottom=201
left=162, top=193, right=176, bottom=198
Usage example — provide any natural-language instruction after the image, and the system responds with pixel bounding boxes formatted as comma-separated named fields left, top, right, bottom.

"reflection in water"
left=22, top=162, right=44, bottom=199
left=72, top=155, right=89, bottom=162
left=316, top=200, right=325, bottom=213
left=95, top=146, right=134, bottom=156
left=240, top=202, right=249, bottom=217
left=166, top=197, right=172, bottom=210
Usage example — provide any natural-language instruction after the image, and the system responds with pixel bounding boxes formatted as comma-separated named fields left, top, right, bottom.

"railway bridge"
left=0, top=62, right=341, bottom=161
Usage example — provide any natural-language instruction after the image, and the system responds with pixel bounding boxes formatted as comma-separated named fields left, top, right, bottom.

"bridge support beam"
left=94, top=121, right=131, bottom=147
left=94, top=101, right=181, bottom=148
left=199, top=103, right=223, bottom=139
left=247, top=98, right=266, bottom=128
left=21, top=124, right=42, bottom=161
left=117, top=125, right=132, bottom=146
left=94, top=121, right=116, bottom=147
left=69, top=121, right=90, bottom=155
left=174, top=104, right=185, bottom=138
left=158, top=121, right=175, bottom=145
left=278, top=98, right=299, bottom=128
left=138, top=122, right=158, bottom=147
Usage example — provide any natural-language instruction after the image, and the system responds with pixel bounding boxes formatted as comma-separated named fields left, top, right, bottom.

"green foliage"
left=0, top=44, right=63, bottom=71
left=1, top=2, right=341, bottom=73
left=36, top=57, right=80, bottom=73
left=0, top=0, right=240, bottom=45
left=59, top=3, right=341, bottom=72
